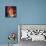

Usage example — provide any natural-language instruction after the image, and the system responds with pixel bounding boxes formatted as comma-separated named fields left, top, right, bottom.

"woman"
left=5, top=6, right=16, bottom=17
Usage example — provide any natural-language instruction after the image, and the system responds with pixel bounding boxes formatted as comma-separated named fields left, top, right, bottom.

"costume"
left=7, top=14, right=16, bottom=17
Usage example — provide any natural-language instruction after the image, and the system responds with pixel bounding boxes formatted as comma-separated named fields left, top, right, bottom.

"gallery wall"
left=20, top=0, right=46, bottom=24
left=0, top=0, right=46, bottom=44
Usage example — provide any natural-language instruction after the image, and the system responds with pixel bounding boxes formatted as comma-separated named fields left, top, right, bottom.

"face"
left=8, top=8, right=14, bottom=16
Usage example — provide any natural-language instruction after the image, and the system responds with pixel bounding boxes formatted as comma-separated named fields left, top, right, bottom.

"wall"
left=20, top=0, right=46, bottom=24
left=0, top=0, right=46, bottom=45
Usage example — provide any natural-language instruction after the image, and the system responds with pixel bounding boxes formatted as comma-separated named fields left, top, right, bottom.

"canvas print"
left=18, top=25, right=46, bottom=46
left=18, top=25, right=46, bottom=41
left=5, top=6, right=16, bottom=17
left=8, top=32, right=18, bottom=46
